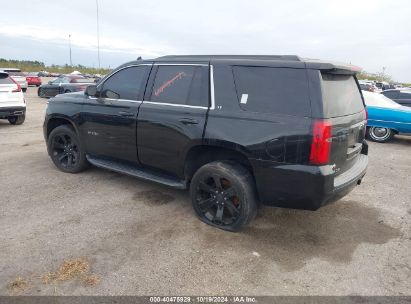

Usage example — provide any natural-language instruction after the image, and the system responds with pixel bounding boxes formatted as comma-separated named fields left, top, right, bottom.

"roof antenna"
left=137, top=56, right=142, bottom=60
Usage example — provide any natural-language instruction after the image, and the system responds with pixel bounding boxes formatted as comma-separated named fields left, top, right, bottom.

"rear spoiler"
left=304, top=59, right=362, bottom=75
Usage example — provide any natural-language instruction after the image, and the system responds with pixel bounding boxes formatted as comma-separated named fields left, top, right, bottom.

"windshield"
left=363, top=91, right=401, bottom=109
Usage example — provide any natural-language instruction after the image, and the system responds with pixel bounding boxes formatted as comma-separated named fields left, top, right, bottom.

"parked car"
left=363, top=91, right=411, bottom=143
left=0, top=68, right=28, bottom=92
left=43, top=55, right=368, bottom=231
left=381, top=89, right=411, bottom=107
left=25, top=72, right=42, bottom=87
left=0, top=72, right=26, bottom=125
left=38, top=76, right=93, bottom=98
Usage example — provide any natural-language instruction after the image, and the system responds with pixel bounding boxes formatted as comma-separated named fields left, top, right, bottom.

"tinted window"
left=363, top=91, right=401, bottom=109
left=399, top=91, right=411, bottom=99
left=102, top=66, right=149, bottom=100
left=150, top=65, right=206, bottom=106
left=321, top=74, right=364, bottom=117
left=232, top=66, right=310, bottom=116
left=0, top=77, right=13, bottom=84
left=382, top=91, right=399, bottom=99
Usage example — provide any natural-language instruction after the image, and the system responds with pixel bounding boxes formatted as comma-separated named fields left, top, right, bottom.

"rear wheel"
left=64, top=89, right=72, bottom=93
left=367, top=127, right=394, bottom=143
left=8, top=114, right=25, bottom=125
left=22, top=88, right=27, bottom=92
left=47, top=125, right=89, bottom=173
left=190, top=161, right=257, bottom=232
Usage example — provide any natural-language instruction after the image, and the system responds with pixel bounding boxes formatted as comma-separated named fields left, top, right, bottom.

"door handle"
left=179, top=118, right=199, bottom=125
left=118, top=111, right=135, bottom=117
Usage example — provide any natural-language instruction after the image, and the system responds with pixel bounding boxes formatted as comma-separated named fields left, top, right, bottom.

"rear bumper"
left=251, top=153, right=368, bottom=211
left=0, top=106, right=26, bottom=118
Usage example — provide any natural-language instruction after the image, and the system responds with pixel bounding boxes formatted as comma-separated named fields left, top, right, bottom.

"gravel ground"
left=0, top=85, right=410, bottom=296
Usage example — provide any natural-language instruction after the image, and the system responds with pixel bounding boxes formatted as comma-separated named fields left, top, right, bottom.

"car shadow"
left=391, top=135, right=411, bottom=146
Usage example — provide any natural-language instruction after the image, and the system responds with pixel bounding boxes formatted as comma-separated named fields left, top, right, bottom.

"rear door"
left=320, top=73, right=367, bottom=175
left=137, top=63, right=209, bottom=177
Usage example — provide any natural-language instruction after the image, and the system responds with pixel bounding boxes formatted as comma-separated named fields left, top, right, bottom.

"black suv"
left=43, top=55, right=368, bottom=231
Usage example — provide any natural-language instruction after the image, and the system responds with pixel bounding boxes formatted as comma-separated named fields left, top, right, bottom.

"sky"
left=0, top=0, right=410, bottom=82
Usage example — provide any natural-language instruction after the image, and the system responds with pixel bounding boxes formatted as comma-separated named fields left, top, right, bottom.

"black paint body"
left=44, top=55, right=368, bottom=210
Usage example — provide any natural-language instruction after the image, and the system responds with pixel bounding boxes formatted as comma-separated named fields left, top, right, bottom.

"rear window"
left=321, top=74, right=364, bottom=117
left=232, top=66, right=311, bottom=117
left=7, top=71, right=25, bottom=76
left=0, top=77, right=13, bottom=84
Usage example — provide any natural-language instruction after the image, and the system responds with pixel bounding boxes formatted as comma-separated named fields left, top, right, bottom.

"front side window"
left=232, top=66, right=311, bottom=116
left=150, top=65, right=207, bottom=107
left=101, top=65, right=149, bottom=100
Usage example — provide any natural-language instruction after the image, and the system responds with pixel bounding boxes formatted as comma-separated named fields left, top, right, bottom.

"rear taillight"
left=309, top=120, right=332, bottom=165
left=10, top=77, right=21, bottom=92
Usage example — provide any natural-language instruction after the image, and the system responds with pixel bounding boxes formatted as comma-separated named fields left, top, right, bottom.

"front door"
left=80, top=64, right=152, bottom=163
left=137, top=64, right=209, bottom=177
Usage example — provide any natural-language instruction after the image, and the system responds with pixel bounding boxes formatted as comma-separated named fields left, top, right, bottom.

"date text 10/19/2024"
left=149, top=296, right=257, bottom=303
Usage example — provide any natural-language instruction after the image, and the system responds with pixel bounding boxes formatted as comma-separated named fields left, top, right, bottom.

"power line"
left=68, top=34, right=72, bottom=66
left=96, top=0, right=101, bottom=70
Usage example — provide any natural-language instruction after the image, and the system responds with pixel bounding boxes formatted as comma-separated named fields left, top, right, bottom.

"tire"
left=367, top=126, right=394, bottom=143
left=38, top=88, right=45, bottom=98
left=8, top=114, right=25, bottom=125
left=47, top=125, right=89, bottom=173
left=64, top=90, right=71, bottom=93
left=190, top=161, right=257, bottom=232
left=22, top=88, right=27, bottom=92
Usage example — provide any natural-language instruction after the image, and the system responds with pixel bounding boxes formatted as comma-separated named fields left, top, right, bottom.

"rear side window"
left=321, top=74, right=364, bottom=117
left=101, top=65, right=149, bottom=100
left=399, top=91, right=411, bottom=99
left=150, top=65, right=207, bottom=107
left=382, top=91, right=399, bottom=99
left=232, top=66, right=311, bottom=116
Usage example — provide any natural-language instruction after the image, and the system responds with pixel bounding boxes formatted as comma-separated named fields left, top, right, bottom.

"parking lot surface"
left=0, top=86, right=410, bottom=295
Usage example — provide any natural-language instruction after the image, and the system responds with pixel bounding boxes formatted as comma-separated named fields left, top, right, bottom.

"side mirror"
left=85, top=84, right=97, bottom=96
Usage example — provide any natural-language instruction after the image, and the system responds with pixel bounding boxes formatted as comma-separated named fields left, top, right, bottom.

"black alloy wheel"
left=190, top=161, right=257, bottom=231
left=51, top=133, right=79, bottom=169
left=47, top=125, right=89, bottom=173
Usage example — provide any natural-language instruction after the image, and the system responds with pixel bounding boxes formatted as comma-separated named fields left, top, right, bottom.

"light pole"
left=96, top=0, right=101, bottom=70
left=69, top=34, right=73, bottom=66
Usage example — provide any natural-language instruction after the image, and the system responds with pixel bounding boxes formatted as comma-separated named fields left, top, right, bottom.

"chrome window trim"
left=91, top=63, right=216, bottom=110
left=97, top=63, right=153, bottom=91
left=154, top=63, right=208, bottom=66
left=210, top=65, right=215, bottom=110
left=143, top=101, right=208, bottom=109
left=88, top=96, right=142, bottom=103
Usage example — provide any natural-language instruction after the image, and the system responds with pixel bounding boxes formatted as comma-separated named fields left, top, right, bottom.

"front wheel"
left=367, top=127, right=394, bottom=143
left=8, top=114, right=25, bottom=125
left=47, top=125, right=89, bottom=173
left=190, top=161, right=257, bottom=232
